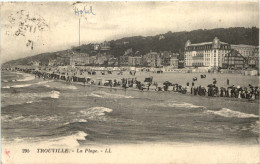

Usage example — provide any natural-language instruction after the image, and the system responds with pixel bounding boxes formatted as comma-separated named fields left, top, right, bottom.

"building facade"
left=170, top=58, right=179, bottom=69
left=222, top=50, right=246, bottom=69
left=120, top=54, right=129, bottom=66
left=160, top=51, right=172, bottom=66
left=70, top=53, right=90, bottom=66
left=108, top=58, right=118, bottom=66
left=231, top=44, right=258, bottom=58
left=93, top=41, right=111, bottom=51
left=248, top=46, right=259, bottom=68
left=89, top=56, right=96, bottom=65
left=184, top=37, right=231, bottom=68
left=100, top=41, right=111, bottom=51
left=143, top=52, right=161, bottom=67
left=33, top=61, right=41, bottom=66
left=128, top=56, right=143, bottom=66
left=56, top=56, right=70, bottom=66
left=96, top=55, right=107, bottom=65
left=48, top=60, right=55, bottom=66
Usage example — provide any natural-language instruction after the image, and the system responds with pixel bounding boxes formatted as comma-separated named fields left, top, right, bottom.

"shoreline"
left=40, top=73, right=260, bottom=105
left=3, top=70, right=260, bottom=104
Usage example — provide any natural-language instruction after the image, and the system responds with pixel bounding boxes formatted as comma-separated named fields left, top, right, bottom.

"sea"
left=1, top=71, right=259, bottom=147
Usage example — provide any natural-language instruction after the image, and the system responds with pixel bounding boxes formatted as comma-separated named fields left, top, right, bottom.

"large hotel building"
left=184, top=37, right=231, bottom=67
left=231, top=44, right=258, bottom=58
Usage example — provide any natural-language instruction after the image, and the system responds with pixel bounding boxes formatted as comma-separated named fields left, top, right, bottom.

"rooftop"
left=189, top=41, right=228, bottom=46
left=231, top=44, right=258, bottom=48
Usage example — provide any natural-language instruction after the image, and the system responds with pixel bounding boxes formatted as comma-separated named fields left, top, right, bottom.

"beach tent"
left=96, top=78, right=104, bottom=85
left=144, top=77, right=153, bottom=83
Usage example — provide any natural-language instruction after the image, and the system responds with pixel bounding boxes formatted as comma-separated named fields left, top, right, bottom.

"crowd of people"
left=9, top=67, right=260, bottom=101
left=157, top=78, right=259, bottom=101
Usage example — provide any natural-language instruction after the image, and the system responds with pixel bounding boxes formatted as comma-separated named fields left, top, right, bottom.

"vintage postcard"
left=0, top=1, right=259, bottom=163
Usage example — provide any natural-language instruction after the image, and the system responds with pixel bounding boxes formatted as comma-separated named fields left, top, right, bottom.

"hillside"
left=108, top=27, right=259, bottom=57
left=3, top=27, right=259, bottom=67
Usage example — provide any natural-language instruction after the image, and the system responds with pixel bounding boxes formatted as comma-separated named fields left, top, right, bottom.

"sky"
left=0, top=1, right=259, bottom=63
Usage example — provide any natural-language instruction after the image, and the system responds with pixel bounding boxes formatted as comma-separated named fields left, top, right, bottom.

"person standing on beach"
left=227, top=79, right=229, bottom=85
left=186, top=85, right=190, bottom=94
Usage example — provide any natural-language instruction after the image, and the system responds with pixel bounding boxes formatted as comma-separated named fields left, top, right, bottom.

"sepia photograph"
left=0, top=1, right=259, bottom=163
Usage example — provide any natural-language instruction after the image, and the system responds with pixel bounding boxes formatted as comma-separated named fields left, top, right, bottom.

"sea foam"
left=2, top=115, right=59, bottom=122
left=47, top=131, right=87, bottom=147
left=17, top=75, right=35, bottom=82
left=206, top=108, right=259, bottom=118
left=77, top=107, right=113, bottom=121
left=156, top=101, right=206, bottom=109
left=2, top=80, right=51, bottom=89
left=35, top=81, right=51, bottom=85
left=89, top=91, right=133, bottom=99
left=10, top=84, right=33, bottom=88
left=2, top=131, right=88, bottom=147
left=80, top=107, right=113, bottom=116
left=250, top=121, right=260, bottom=134
left=64, top=119, right=88, bottom=125
left=1, top=90, right=61, bottom=107
left=44, top=84, right=77, bottom=90
left=64, top=85, right=77, bottom=90
left=50, top=91, right=60, bottom=99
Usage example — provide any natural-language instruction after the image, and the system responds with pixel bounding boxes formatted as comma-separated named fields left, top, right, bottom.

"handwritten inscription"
left=74, top=6, right=96, bottom=16
left=6, top=10, right=49, bottom=50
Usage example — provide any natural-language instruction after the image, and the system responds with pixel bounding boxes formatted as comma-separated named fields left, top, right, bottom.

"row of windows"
left=220, top=45, right=230, bottom=49
left=185, top=53, right=230, bottom=57
left=225, top=61, right=244, bottom=64
left=186, top=45, right=230, bottom=51
left=192, top=50, right=228, bottom=53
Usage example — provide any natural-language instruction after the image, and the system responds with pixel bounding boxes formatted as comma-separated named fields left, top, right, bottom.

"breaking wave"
left=88, top=91, right=133, bottom=99
left=47, top=131, right=87, bottom=147
left=14, top=72, right=24, bottom=75
left=80, top=107, right=113, bottom=116
left=64, top=85, right=77, bottom=90
left=2, top=131, right=88, bottom=147
left=56, top=85, right=77, bottom=90
left=89, top=92, right=103, bottom=98
left=250, top=121, right=260, bottom=134
left=1, top=115, right=59, bottom=122
left=75, top=107, right=113, bottom=121
left=1, top=90, right=60, bottom=107
left=64, top=119, right=88, bottom=125
left=8, top=84, right=33, bottom=88
left=36, top=81, right=51, bottom=85
left=50, top=91, right=60, bottom=99
left=206, top=108, right=259, bottom=118
left=1, top=80, right=51, bottom=89
left=156, top=101, right=206, bottom=109
left=43, top=84, right=77, bottom=90
left=17, top=75, right=35, bottom=82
